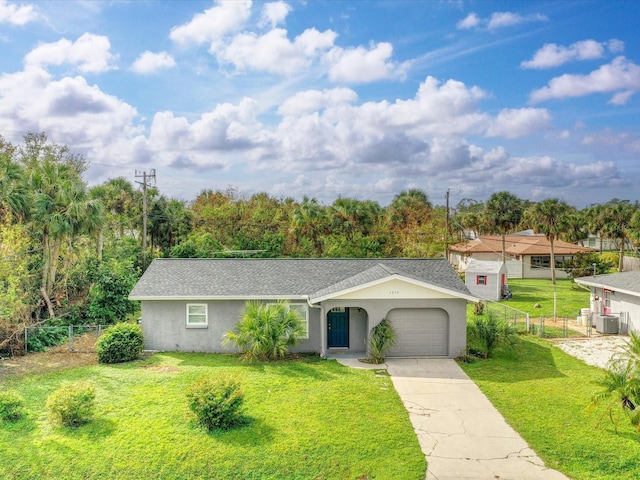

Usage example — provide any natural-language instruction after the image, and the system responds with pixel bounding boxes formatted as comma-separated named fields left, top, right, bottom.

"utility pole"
left=444, top=188, right=450, bottom=260
left=135, top=169, right=156, bottom=270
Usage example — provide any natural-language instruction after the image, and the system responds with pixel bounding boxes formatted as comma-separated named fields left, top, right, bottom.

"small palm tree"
left=223, top=301, right=306, bottom=361
left=589, top=365, right=640, bottom=433
left=368, top=318, right=396, bottom=364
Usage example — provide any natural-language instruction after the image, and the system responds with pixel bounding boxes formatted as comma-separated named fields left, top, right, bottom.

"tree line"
left=1, top=133, right=639, bottom=353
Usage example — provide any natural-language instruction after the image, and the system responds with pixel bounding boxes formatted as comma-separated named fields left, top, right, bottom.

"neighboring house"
left=449, top=234, right=592, bottom=279
left=464, top=259, right=508, bottom=301
left=128, top=258, right=478, bottom=359
left=574, top=271, right=640, bottom=334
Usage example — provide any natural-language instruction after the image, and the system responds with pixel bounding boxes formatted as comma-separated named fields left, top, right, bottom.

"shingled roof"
left=574, top=271, right=640, bottom=297
left=129, top=258, right=474, bottom=301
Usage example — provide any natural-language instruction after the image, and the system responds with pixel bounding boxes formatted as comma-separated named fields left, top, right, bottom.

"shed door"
left=387, top=308, right=448, bottom=357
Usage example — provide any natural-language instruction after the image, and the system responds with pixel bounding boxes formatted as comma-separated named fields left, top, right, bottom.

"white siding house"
left=574, top=271, right=640, bottom=334
left=464, top=259, right=508, bottom=301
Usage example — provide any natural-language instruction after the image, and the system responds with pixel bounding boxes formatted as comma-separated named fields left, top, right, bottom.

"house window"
left=186, top=304, right=208, bottom=328
left=267, top=303, right=309, bottom=339
left=476, top=275, right=487, bottom=285
left=531, top=255, right=572, bottom=269
left=603, top=289, right=613, bottom=314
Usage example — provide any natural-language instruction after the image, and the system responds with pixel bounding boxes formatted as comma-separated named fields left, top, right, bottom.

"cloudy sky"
left=1, top=0, right=639, bottom=207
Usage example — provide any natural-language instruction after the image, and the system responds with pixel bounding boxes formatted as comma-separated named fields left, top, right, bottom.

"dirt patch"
left=0, top=333, right=100, bottom=379
left=143, top=365, right=180, bottom=374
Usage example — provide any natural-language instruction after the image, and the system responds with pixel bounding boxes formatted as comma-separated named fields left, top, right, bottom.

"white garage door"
left=388, top=308, right=448, bottom=357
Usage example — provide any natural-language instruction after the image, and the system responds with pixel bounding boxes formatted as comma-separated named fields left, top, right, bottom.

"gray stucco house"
left=128, top=258, right=477, bottom=358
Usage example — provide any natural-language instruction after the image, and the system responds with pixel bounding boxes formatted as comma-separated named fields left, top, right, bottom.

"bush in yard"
left=46, top=382, right=96, bottom=427
left=186, top=375, right=245, bottom=431
left=96, top=322, right=144, bottom=364
left=368, top=318, right=396, bottom=364
left=468, top=314, right=516, bottom=358
left=223, top=300, right=306, bottom=361
left=0, top=391, right=26, bottom=422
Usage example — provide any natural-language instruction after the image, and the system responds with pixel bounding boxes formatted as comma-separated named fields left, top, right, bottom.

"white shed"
left=465, top=259, right=508, bottom=301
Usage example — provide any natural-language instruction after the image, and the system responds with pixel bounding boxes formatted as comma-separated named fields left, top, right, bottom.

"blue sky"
left=1, top=0, right=639, bottom=208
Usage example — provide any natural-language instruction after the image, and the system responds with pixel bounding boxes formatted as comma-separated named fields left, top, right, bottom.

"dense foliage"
left=96, top=323, right=144, bottom=364
left=186, top=375, right=245, bottom=430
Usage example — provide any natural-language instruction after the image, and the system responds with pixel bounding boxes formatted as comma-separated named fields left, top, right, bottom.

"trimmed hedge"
left=96, top=322, right=144, bottom=364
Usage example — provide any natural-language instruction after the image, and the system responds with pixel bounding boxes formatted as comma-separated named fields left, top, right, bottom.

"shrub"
left=186, top=375, right=244, bottom=430
left=468, top=314, right=516, bottom=358
left=368, top=318, right=396, bottom=364
left=96, top=322, right=144, bottom=364
left=46, top=383, right=96, bottom=427
left=25, top=326, right=69, bottom=353
left=223, top=300, right=306, bottom=361
left=0, top=391, right=26, bottom=422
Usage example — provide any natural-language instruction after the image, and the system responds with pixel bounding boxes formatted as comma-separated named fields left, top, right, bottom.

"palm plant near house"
left=368, top=318, right=396, bottom=364
left=590, top=332, right=640, bottom=432
left=223, top=300, right=306, bottom=361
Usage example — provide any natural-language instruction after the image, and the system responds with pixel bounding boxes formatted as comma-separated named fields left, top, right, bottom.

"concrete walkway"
left=336, top=357, right=569, bottom=480
left=386, top=359, right=569, bottom=480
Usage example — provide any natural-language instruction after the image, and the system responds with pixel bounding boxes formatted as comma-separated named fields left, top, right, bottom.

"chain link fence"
left=24, top=325, right=109, bottom=354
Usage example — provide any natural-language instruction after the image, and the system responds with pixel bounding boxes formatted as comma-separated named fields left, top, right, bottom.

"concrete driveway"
left=386, top=358, right=569, bottom=480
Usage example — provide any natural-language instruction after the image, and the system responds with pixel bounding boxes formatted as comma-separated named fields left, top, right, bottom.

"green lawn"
left=504, top=278, right=590, bottom=318
left=0, top=353, right=425, bottom=480
left=460, top=336, right=640, bottom=480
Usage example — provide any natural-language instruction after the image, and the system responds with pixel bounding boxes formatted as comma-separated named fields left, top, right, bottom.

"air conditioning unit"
left=595, top=314, right=619, bottom=334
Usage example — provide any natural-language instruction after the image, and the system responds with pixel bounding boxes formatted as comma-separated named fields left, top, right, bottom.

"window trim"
left=186, top=303, right=208, bottom=328
left=476, top=275, right=487, bottom=285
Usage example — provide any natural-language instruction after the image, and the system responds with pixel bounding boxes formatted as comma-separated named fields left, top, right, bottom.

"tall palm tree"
left=483, top=191, right=523, bottom=263
left=601, top=200, right=638, bottom=271
left=291, top=197, right=328, bottom=256
left=0, top=140, right=28, bottom=221
left=525, top=198, right=571, bottom=285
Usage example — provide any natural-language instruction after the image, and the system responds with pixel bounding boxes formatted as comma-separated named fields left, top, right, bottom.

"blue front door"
left=328, top=309, right=349, bottom=348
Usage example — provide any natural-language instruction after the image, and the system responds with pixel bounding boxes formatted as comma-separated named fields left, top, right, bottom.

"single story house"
left=128, top=258, right=478, bottom=358
left=449, top=234, right=592, bottom=279
left=574, top=271, right=640, bottom=334
left=464, top=259, right=508, bottom=301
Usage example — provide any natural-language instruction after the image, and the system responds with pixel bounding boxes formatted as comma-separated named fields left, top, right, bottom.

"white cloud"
left=170, top=0, right=251, bottom=45
left=212, top=27, right=336, bottom=75
left=147, top=97, right=266, bottom=168
left=0, top=0, right=38, bottom=25
left=325, top=41, right=409, bottom=83
left=486, top=108, right=552, bottom=138
left=24, top=33, right=117, bottom=74
left=131, top=51, right=176, bottom=74
left=0, top=66, right=138, bottom=159
left=488, top=12, right=547, bottom=30
left=522, top=40, right=609, bottom=69
left=458, top=11, right=547, bottom=31
left=608, top=90, right=634, bottom=105
left=456, top=12, right=480, bottom=30
left=529, top=56, right=640, bottom=104
left=277, top=88, right=357, bottom=117
left=259, top=1, right=291, bottom=28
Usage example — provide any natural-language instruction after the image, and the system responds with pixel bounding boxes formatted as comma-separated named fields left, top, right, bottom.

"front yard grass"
left=0, top=353, right=425, bottom=480
left=460, top=335, right=640, bottom=480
